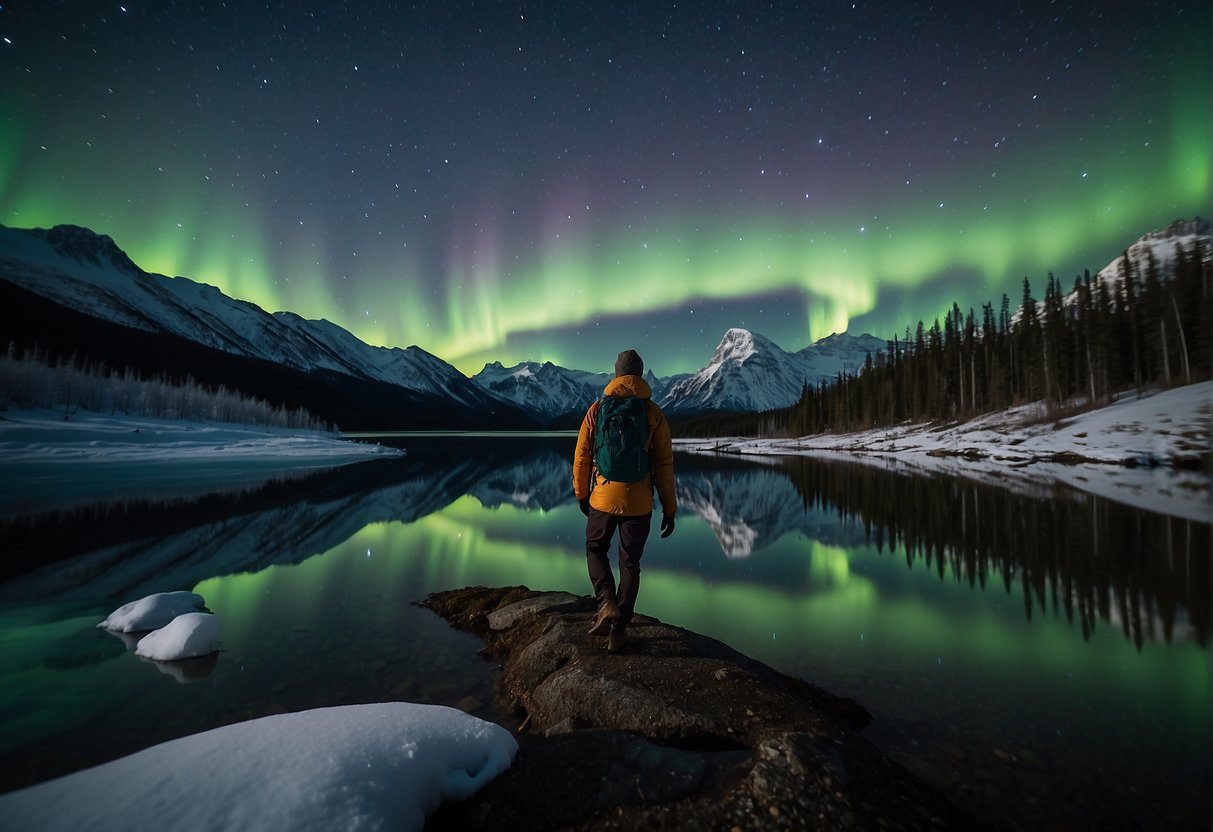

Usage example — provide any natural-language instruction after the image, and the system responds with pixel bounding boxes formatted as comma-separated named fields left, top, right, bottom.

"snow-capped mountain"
left=10, top=218, right=1198, bottom=430
left=657, top=328, right=887, bottom=416
left=0, top=224, right=534, bottom=428
left=1008, top=217, right=1209, bottom=326
left=471, top=360, right=693, bottom=426
left=796, top=330, right=890, bottom=381
left=646, top=369, right=686, bottom=401
left=1095, top=217, right=1209, bottom=288
left=471, top=361, right=610, bottom=426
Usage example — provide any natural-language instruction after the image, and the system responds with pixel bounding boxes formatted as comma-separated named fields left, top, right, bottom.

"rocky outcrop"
left=423, top=586, right=974, bottom=831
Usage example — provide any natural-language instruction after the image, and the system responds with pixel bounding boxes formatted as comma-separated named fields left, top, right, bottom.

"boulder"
left=423, top=586, right=974, bottom=830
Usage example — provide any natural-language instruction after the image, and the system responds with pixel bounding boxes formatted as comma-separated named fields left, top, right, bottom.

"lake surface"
left=0, top=435, right=1208, bottom=830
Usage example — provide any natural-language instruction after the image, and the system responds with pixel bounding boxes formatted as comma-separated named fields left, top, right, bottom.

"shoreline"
left=676, top=381, right=1211, bottom=523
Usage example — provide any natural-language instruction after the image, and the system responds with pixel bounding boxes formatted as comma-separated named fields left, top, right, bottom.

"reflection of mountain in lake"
left=2, top=437, right=1205, bottom=647
left=675, top=461, right=864, bottom=558
left=468, top=450, right=570, bottom=511
left=0, top=436, right=578, bottom=601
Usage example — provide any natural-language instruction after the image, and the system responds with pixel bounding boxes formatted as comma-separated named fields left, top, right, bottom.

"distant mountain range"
left=467, top=328, right=883, bottom=424
left=0, top=224, right=537, bottom=430
left=1, top=219, right=1205, bottom=429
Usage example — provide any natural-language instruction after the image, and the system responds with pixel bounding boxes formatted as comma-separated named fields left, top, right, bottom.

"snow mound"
left=135, top=612, right=219, bottom=661
left=0, top=702, right=519, bottom=832
left=97, top=591, right=207, bottom=633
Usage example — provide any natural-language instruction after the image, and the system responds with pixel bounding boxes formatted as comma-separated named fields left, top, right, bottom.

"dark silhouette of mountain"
left=0, top=224, right=538, bottom=430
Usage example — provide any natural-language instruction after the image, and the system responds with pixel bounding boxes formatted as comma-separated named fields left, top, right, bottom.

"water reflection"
left=143, top=652, right=219, bottom=684
left=5, top=438, right=1204, bottom=651
left=0, top=435, right=1208, bottom=830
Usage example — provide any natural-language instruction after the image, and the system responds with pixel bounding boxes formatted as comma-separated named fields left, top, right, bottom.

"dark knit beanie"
left=614, top=349, right=644, bottom=377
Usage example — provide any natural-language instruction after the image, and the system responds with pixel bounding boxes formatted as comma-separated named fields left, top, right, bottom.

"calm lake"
left=0, top=434, right=1208, bottom=830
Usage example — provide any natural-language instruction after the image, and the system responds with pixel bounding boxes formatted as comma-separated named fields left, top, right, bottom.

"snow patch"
left=0, top=410, right=404, bottom=466
left=97, top=591, right=207, bottom=633
left=135, top=612, right=220, bottom=661
left=678, top=382, right=1211, bottom=522
left=0, top=702, right=518, bottom=832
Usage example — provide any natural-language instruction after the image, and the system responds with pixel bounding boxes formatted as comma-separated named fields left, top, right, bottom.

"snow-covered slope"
left=1009, top=217, right=1211, bottom=324
left=677, top=381, right=1211, bottom=523
left=796, top=331, right=889, bottom=382
left=0, top=224, right=512, bottom=414
left=659, top=328, right=886, bottom=416
left=471, top=360, right=696, bottom=425
left=1095, top=217, right=1209, bottom=288
left=646, top=369, right=686, bottom=401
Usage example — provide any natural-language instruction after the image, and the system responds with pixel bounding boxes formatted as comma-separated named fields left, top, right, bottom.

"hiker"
left=572, top=349, right=677, bottom=653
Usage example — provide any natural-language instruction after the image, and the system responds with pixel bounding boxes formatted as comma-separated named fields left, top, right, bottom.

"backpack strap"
left=588, top=397, right=602, bottom=484
left=644, top=400, right=656, bottom=452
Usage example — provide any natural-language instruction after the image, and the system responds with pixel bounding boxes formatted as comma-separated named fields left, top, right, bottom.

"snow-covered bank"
left=678, top=382, right=1211, bottom=522
left=0, top=410, right=404, bottom=464
left=0, top=410, right=404, bottom=514
left=0, top=703, right=517, bottom=832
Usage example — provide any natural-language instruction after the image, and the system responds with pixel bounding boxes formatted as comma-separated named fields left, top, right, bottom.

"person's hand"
left=660, top=515, right=675, bottom=538
left=579, top=498, right=591, bottom=516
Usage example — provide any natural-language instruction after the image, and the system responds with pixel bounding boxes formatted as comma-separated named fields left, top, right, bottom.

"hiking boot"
left=607, top=626, right=628, bottom=653
left=587, top=596, right=621, bottom=636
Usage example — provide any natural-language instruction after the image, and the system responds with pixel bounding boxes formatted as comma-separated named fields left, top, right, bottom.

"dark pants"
left=585, top=509, right=652, bottom=627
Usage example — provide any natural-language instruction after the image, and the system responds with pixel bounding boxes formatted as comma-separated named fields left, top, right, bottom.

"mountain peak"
left=718, top=327, right=755, bottom=346
left=30, top=224, right=141, bottom=275
left=712, top=327, right=761, bottom=362
left=1096, top=215, right=1210, bottom=288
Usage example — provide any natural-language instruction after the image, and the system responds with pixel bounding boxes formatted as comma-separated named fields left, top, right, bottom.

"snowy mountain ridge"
left=1095, top=217, right=1209, bottom=288
left=4, top=218, right=1204, bottom=427
left=0, top=224, right=522, bottom=421
left=470, top=327, right=886, bottom=422
left=470, top=360, right=612, bottom=425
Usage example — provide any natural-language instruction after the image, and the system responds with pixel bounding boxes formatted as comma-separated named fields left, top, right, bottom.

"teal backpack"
left=593, top=396, right=651, bottom=482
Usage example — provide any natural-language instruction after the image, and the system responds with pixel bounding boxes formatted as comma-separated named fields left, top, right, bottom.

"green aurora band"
left=1, top=49, right=1207, bottom=375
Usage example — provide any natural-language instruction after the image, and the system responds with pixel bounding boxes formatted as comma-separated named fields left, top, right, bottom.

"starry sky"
left=1, top=1, right=1208, bottom=376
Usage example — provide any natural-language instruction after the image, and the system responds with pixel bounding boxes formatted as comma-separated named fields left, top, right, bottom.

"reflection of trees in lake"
left=770, top=455, right=1210, bottom=648
left=0, top=435, right=581, bottom=600
left=4, top=434, right=1204, bottom=648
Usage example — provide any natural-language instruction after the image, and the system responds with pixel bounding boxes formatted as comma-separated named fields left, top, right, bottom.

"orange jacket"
left=572, top=375, right=677, bottom=517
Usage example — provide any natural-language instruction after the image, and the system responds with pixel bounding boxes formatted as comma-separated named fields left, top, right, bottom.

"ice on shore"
left=0, top=410, right=406, bottom=516
left=0, top=702, right=518, bottom=832
left=0, top=410, right=404, bottom=465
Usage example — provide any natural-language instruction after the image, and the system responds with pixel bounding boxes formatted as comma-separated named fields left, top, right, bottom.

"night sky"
left=1, top=2, right=1208, bottom=375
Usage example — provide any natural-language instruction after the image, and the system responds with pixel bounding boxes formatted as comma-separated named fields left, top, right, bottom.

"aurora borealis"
left=1, top=1, right=1208, bottom=375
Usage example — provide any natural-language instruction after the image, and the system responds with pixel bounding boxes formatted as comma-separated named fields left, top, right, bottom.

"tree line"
left=0, top=345, right=331, bottom=432
left=679, top=228, right=1209, bottom=438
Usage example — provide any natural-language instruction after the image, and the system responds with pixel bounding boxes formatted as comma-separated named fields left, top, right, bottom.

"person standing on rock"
left=572, top=349, right=677, bottom=653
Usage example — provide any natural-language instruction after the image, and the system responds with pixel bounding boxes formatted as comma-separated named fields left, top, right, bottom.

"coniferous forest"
left=678, top=224, right=1210, bottom=438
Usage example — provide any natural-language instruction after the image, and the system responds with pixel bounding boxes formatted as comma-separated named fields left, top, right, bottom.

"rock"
left=454, top=695, right=483, bottom=713
left=422, top=586, right=975, bottom=831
